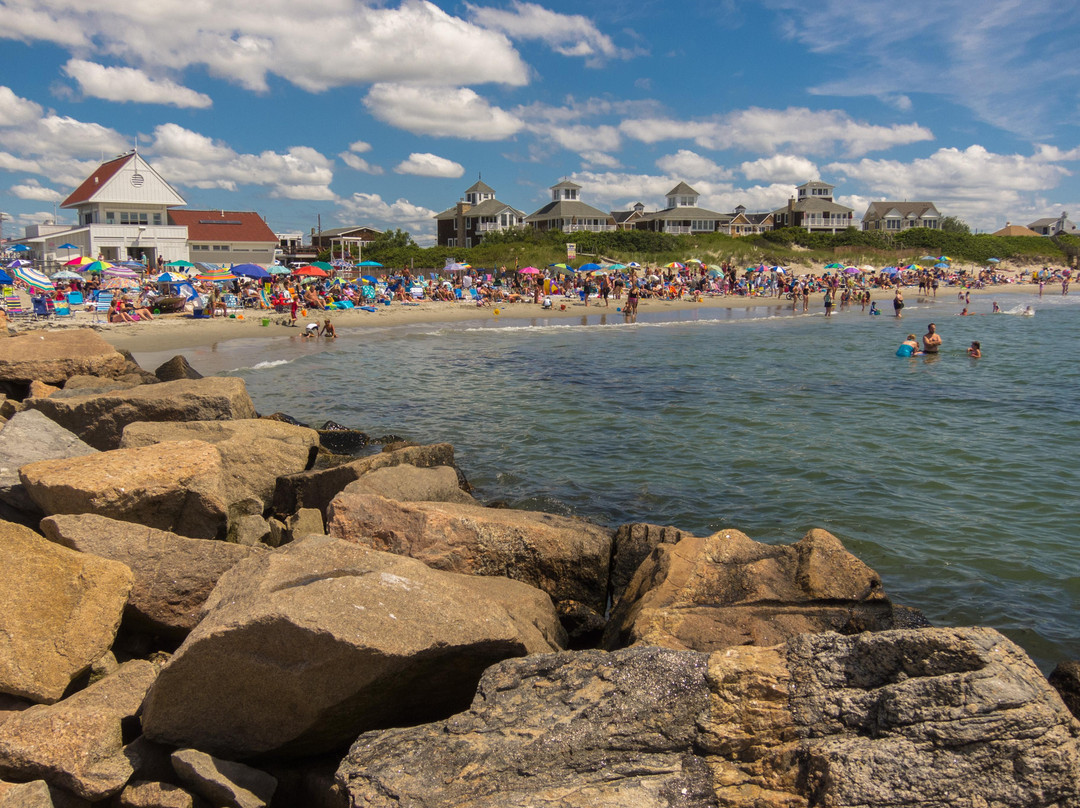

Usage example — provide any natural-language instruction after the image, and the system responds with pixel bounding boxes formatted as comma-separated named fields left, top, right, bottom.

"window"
left=153, top=213, right=162, bottom=225
left=192, top=244, right=209, bottom=251
left=212, top=245, right=228, bottom=251
left=119, top=212, right=148, bottom=225
left=106, top=212, right=115, bottom=224
left=447, top=238, right=457, bottom=247
left=691, top=220, right=713, bottom=231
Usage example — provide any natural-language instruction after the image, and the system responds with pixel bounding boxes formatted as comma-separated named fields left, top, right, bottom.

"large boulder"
left=0, top=520, right=132, bottom=703
left=271, top=443, right=462, bottom=519
left=25, top=377, right=257, bottom=450
left=40, top=514, right=262, bottom=636
left=20, top=441, right=230, bottom=540
left=339, top=463, right=476, bottom=505
left=0, top=410, right=97, bottom=516
left=603, top=527, right=905, bottom=652
left=327, top=492, right=613, bottom=617
left=337, top=627, right=1080, bottom=807
left=153, top=356, right=203, bottom=383
left=170, top=749, right=276, bottom=808
left=141, top=537, right=557, bottom=759
left=120, top=419, right=320, bottom=508
left=609, top=522, right=694, bottom=606
left=0, top=329, right=129, bottom=386
left=0, top=660, right=158, bottom=801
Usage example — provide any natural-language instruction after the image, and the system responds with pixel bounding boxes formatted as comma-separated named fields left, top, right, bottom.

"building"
left=435, top=179, right=525, bottom=247
left=770, top=181, right=854, bottom=233
left=310, top=225, right=382, bottom=260
left=611, top=202, right=646, bottom=230
left=635, top=183, right=729, bottom=234
left=861, top=201, right=940, bottom=232
left=991, top=223, right=1041, bottom=237
left=1027, top=212, right=1077, bottom=237
left=167, top=209, right=277, bottom=266
left=524, top=180, right=615, bottom=233
left=728, top=205, right=775, bottom=236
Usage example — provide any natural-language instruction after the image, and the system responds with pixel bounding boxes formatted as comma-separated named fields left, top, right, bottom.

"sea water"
left=134, top=291, right=1080, bottom=671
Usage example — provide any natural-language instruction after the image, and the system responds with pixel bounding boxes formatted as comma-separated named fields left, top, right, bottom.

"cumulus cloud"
left=622, top=107, right=933, bottom=157
left=145, top=123, right=335, bottom=199
left=336, top=191, right=438, bottom=240
left=580, top=151, right=621, bottom=169
left=542, top=123, right=621, bottom=154
left=0, top=0, right=529, bottom=93
left=655, top=150, right=732, bottom=180
left=0, top=115, right=128, bottom=159
left=740, top=154, right=819, bottom=183
left=467, top=1, right=616, bottom=62
left=339, top=152, right=383, bottom=174
left=364, top=84, right=523, bottom=140
left=9, top=179, right=63, bottom=202
left=348, top=140, right=372, bottom=153
left=62, top=60, right=212, bottom=108
left=0, top=86, right=43, bottom=126
left=394, top=152, right=465, bottom=178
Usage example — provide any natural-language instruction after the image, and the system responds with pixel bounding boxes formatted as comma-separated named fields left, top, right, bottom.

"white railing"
left=475, top=222, right=504, bottom=232
left=664, top=225, right=692, bottom=234
left=566, top=224, right=615, bottom=232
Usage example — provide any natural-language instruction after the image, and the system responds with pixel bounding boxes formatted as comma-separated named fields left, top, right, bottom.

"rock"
left=556, top=599, right=607, bottom=649
left=230, top=514, right=271, bottom=546
left=603, top=527, right=901, bottom=652
left=0, top=660, right=158, bottom=801
left=88, top=651, right=120, bottom=684
left=0, top=695, right=30, bottom=729
left=171, top=750, right=276, bottom=808
left=260, top=412, right=307, bottom=427
left=119, top=780, right=195, bottom=808
left=25, top=377, right=257, bottom=450
left=0, top=400, right=22, bottom=420
left=0, top=780, right=64, bottom=808
left=315, top=421, right=368, bottom=455
left=445, top=571, right=566, bottom=654
left=0, top=519, right=132, bottom=703
left=0, top=410, right=98, bottom=516
left=284, top=507, right=324, bottom=541
left=28, top=380, right=60, bottom=398
left=1050, top=660, right=1080, bottom=719
left=120, top=419, right=319, bottom=508
left=610, top=522, right=693, bottom=606
left=40, top=514, right=261, bottom=636
left=61, top=374, right=143, bottom=394
left=21, top=441, right=230, bottom=540
left=337, top=627, right=1080, bottom=808
left=326, top=492, right=613, bottom=616
left=141, top=537, right=545, bottom=758
left=0, top=329, right=129, bottom=386
left=271, top=443, right=461, bottom=520
left=339, top=463, right=477, bottom=505
left=153, top=356, right=203, bottom=383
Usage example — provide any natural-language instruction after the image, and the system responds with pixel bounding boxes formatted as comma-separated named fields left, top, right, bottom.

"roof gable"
left=665, top=181, right=698, bottom=197
left=466, top=179, right=495, bottom=195
left=61, top=152, right=186, bottom=209
left=168, top=210, right=276, bottom=243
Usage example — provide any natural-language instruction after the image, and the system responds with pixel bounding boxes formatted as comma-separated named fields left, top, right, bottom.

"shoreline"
left=77, top=282, right=1042, bottom=355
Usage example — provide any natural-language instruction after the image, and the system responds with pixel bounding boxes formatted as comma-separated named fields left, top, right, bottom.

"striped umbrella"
left=64, top=256, right=95, bottom=267
left=83, top=260, right=114, bottom=274
left=11, top=265, right=54, bottom=292
left=101, top=276, right=140, bottom=291
left=104, top=266, right=141, bottom=279
left=195, top=267, right=236, bottom=282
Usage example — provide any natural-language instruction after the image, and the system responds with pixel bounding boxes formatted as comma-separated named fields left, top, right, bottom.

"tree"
left=939, top=216, right=971, bottom=234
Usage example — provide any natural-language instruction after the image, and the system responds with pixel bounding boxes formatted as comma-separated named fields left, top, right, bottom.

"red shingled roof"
left=61, top=153, right=135, bottom=208
left=168, top=210, right=277, bottom=243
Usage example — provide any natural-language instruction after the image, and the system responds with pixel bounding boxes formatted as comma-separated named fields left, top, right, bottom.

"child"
left=869, top=301, right=880, bottom=315
left=967, top=341, right=981, bottom=358
left=320, top=318, right=337, bottom=338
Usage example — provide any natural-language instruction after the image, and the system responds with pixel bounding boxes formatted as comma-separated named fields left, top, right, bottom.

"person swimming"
left=896, top=334, right=923, bottom=357
left=967, top=341, right=981, bottom=358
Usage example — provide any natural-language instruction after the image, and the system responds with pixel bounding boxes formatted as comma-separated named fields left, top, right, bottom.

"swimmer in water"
left=1022, top=305, right=1034, bottom=316
left=992, top=301, right=1001, bottom=313
left=967, top=341, right=981, bottom=358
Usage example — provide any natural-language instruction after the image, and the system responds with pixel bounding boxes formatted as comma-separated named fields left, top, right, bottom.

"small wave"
left=240, top=359, right=294, bottom=371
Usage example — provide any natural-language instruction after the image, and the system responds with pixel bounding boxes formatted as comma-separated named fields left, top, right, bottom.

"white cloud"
left=467, top=1, right=616, bottom=62
left=336, top=191, right=438, bottom=239
left=0, top=115, right=128, bottom=159
left=394, top=152, right=465, bottom=178
left=9, top=180, right=63, bottom=202
left=580, top=151, right=621, bottom=169
left=0, top=153, right=101, bottom=189
left=364, top=84, right=523, bottom=140
left=348, top=141, right=372, bottom=154
left=0, top=86, right=42, bottom=126
left=622, top=107, right=933, bottom=157
left=62, top=60, right=212, bottom=108
left=0, top=0, right=529, bottom=93
left=339, top=152, right=384, bottom=174
left=146, top=124, right=335, bottom=199
left=740, top=154, right=819, bottom=183
left=655, top=150, right=733, bottom=180
left=542, top=123, right=621, bottom=154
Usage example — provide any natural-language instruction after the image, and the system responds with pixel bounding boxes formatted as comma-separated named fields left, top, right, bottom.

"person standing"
left=923, top=322, right=942, bottom=354
left=893, top=288, right=904, bottom=318
left=823, top=288, right=834, bottom=317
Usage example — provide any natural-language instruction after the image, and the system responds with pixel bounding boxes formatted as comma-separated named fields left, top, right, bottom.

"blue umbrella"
left=58, top=242, right=79, bottom=249
left=358, top=260, right=383, bottom=267
left=361, top=275, right=379, bottom=285
left=0, top=268, right=11, bottom=284
left=577, top=262, right=602, bottom=272
left=9, top=244, right=30, bottom=252
left=231, top=263, right=270, bottom=279
left=934, top=262, right=950, bottom=269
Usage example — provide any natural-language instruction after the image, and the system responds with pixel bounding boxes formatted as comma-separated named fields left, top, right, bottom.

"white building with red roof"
left=15, top=150, right=276, bottom=267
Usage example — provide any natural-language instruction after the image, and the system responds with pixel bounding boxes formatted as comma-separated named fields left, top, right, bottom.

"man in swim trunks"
left=923, top=322, right=941, bottom=354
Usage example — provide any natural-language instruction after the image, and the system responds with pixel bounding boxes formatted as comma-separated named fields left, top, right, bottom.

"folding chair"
left=3, top=294, right=30, bottom=321
left=92, top=292, right=113, bottom=322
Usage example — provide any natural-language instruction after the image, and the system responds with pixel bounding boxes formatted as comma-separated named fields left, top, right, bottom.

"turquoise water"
left=136, top=291, right=1080, bottom=671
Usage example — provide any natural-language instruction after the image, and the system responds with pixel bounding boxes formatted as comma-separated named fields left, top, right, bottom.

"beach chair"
left=31, top=297, right=53, bottom=320
left=66, top=291, right=85, bottom=309
left=360, top=285, right=377, bottom=304
left=52, top=297, right=72, bottom=318
left=3, top=294, right=30, bottom=321
left=92, top=292, right=113, bottom=322
left=221, top=293, right=241, bottom=312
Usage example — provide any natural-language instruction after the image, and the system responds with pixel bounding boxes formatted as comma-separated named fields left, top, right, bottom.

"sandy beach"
left=13, top=281, right=1032, bottom=354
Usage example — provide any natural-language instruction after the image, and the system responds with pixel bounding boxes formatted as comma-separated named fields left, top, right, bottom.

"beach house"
left=728, top=205, right=775, bottom=236
left=167, top=209, right=278, bottom=266
left=524, top=181, right=616, bottom=233
left=770, top=181, right=854, bottom=234
left=1026, top=212, right=1077, bottom=236
left=435, top=179, right=525, bottom=247
left=861, top=201, right=941, bottom=232
left=634, top=183, right=729, bottom=234
left=610, top=202, right=646, bottom=230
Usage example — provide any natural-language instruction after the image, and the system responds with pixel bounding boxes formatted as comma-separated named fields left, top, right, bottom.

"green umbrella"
left=309, top=260, right=334, bottom=272
left=167, top=260, right=197, bottom=268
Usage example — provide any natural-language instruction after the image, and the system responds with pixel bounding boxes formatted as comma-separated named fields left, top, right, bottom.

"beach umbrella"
left=358, top=260, right=383, bottom=267
left=65, top=256, right=95, bottom=267
left=195, top=267, right=236, bottom=282
left=52, top=270, right=83, bottom=281
left=685, top=258, right=704, bottom=264
left=664, top=262, right=685, bottom=269
left=11, top=265, right=54, bottom=292
left=577, top=262, right=602, bottom=273
left=309, top=260, right=334, bottom=272
left=115, top=261, right=147, bottom=270
left=104, top=266, right=141, bottom=279
left=918, top=255, right=937, bottom=261
left=101, top=276, right=139, bottom=291
left=934, top=262, right=950, bottom=269
left=627, top=261, right=641, bottom=268
left=549, top=264, right=574, bottom=276
left=0, top=268, right=11, bottom=284
left=361, top=275, right=379, bottom=285
left=843, top=266, right=860, bottom=274
left=58, top=242, right=79, bottom=260
left=83, top=260, right=114, bottom=274
left=987, top=258, right=1001, bottom=263
left=268, top=265, right=292, bottom=275
left=155, top=272, right=187, bottom=283
left=231, top=263, right=270, bottom=279
left=771, top=266, right=786, bottom=274
left=518, top=266, right=540, bottom=274
left=939, top=256, right=951, bottom=261
left=6, top=259, right=31, bottom=268
left=824, top=262, right=843, bottom=269
left=607, top=263, right=627, bottom=270
left=8, top=244, right=29, bottom=253
left=166, top=260, right=196, bottom=268
left=294, top=265, right=329, bottom=277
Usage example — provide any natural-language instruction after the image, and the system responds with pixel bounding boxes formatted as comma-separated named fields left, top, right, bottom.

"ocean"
left=134, top=290, right=1080, bottom=672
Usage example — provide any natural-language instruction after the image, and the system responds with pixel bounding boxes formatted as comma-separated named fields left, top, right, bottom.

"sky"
left=1, top=0, right=1078, bottom=245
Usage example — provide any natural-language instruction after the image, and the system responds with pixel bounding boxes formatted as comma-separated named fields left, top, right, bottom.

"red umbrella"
left=293, top=265, right=329, bottom=277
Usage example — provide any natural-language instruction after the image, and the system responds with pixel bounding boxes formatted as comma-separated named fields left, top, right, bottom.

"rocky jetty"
left=0, top=328, right=1076, bottom=808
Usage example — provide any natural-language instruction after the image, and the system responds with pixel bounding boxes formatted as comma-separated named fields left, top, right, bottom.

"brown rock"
left=610, top=522, right=694, bottom=606
left=0, top=330, right=129, bottom=386
left=1050, top=660, right=1080, bottom=720
left=0, top=780, right=56, bottom=808
left=141, top=537, right=545, bottom=758
left=271, top=443, right=460, bottom=519
left=0, top=409, right=98, bottom=516
left=153, top=355, right=203, bottom=383
left=0, top=520, right=132, bottom=703
left=603, top=527, right=896, bottom=652
left=327, top=492, right=613, bottom=615
left=25, top=377, right=257, bottom=450
left=119, top=780, right=195, bottom=808
left=21, top=441, right=229, bottom=540
left=340, top=463, right=476, bottom=505
left=40, top=513, right=262, bottom=636
left=171, top=749, right=276, bottom=808
left=28, top=380, right=60, bottom=398
left=445, top=571, right=567, bottom=654
left=0, top=660, right=158, bottom=801
left=120, top=419, right=319, bottom=509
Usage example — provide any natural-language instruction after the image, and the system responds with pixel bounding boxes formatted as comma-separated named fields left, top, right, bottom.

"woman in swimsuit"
left=893, top=289, right=904, bottom=318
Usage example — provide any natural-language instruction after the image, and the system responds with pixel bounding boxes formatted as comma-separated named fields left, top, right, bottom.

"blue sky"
left=1, top=0, right=1078, bottom=244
